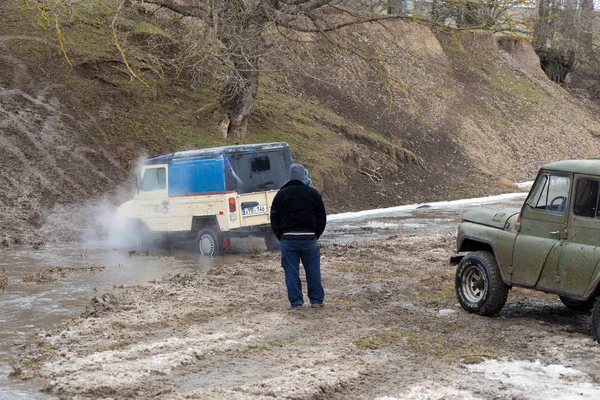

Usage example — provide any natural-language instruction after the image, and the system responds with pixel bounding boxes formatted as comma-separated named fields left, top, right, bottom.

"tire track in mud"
left=36, top=277, right=368, bottom=398
left=15, top=234, right=600, bottom=399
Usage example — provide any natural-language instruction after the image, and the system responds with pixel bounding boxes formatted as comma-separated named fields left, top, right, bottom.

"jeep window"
left=545, top=175, right=570, bottom=214
left=251, top=156, right=270, bottom=173
left=527, top=174, right=570, bottom=214
left=526, top=175, right=548, bottom=209
left=141, top=167, right=166, bottom=191
left=574, top=178, right=600, bottom=218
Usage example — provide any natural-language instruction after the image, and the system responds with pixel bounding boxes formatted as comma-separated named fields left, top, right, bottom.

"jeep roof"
left=542, top=159, right=600, bottom=175
left=144, top=142, right=290, bottom=165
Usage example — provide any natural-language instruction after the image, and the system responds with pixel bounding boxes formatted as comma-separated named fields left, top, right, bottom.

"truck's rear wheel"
left=455, top=251, right=509, bottom=316
left=197, top=228, right=220, bottom=256
left=560, top=296, right=594, bottom=313
left=591, top=298, right=600, bottom=343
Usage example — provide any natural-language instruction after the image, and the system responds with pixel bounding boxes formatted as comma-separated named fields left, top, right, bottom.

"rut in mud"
left=12, top=234, right=600, bottom=399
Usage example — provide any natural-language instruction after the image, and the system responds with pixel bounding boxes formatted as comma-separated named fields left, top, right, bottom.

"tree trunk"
left=222, top=59, right=259, bottom=142
left=217, top=10, right=264, bottom=142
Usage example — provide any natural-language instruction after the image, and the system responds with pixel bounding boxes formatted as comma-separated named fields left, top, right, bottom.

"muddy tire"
left=560, top=296, right=594, bottom=313
left=264, top=232, right=280, bottom=251
left=196, top=228, right=221, bottom=256
left=591, top=298, right=600, bottom=343
left=455, top=251, right=509, bottom=316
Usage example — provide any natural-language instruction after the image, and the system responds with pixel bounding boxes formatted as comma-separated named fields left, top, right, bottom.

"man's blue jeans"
left=280, top=239, right=324, bottom=307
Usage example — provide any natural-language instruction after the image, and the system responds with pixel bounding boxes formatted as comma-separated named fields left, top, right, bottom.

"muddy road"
left=4, top=194, right=600, bottom=399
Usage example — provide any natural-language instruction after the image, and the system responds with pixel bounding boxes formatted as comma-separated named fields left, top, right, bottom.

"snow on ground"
left=328, top=192, right=528, bottom=221
left=467, top=359, right=600, bottom=399
left=379, top=359, right=600, bottom=400
left=516, top=181, right=535, bottom=189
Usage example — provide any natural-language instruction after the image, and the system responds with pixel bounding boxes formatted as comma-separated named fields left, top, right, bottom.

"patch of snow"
left=380, top=359, right=600, bottom=400
left=402, top=223, right=426, bottom=228
left=467, top=359, right=600, bottom=399
left=328, top=192, right=527, bottom=222
left=364, top=221, right=400, bottom=229
left=338, top=221, right=401, bottom=230
left=377, top=386, right=479, bottom=400
left=438, top=309, right=456, bottom=316
left=516, top=181, right=534, bottom=189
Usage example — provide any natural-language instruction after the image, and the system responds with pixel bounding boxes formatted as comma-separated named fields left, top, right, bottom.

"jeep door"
left=137, top=165, right=171, bottom=230
left=557, top=176, right=600, bottom=297
left=512, top=172, right=571, bottom=287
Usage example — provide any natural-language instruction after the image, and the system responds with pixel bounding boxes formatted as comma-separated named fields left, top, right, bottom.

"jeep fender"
left=191, top=216, right=221, bottom=233
left=583, top=260, right=600, bottom=301
left=455, top=223, right=517, bottom=285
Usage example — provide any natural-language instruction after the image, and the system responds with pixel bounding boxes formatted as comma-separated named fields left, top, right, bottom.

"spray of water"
left=39, top=154, right=152, bottom=249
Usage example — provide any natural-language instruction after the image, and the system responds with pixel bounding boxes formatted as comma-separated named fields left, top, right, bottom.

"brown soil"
left=281, top=24, right=600, bottom=211
left=0, top=30, right=130, bottom=246
left=12, top=235, right=600, bottom=398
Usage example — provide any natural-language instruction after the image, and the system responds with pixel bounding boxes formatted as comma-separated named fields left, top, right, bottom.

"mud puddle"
left=0, top=242, right=260, bottom=399
left=1, top=196, right=525, bottom=398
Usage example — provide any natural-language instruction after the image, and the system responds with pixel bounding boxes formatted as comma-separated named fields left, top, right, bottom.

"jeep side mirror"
left=135, top=174, right=142, bottom=193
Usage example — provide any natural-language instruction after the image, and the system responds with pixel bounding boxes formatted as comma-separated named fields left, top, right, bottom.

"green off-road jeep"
left=452, top=159, right=600, bottom=342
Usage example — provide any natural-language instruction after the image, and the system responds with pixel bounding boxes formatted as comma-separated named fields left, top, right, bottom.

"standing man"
left=270, top=163, right=327, bottom=310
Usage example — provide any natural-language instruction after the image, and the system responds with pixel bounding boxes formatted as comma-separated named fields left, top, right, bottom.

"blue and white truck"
left=118, top=142, right=293, bottom=255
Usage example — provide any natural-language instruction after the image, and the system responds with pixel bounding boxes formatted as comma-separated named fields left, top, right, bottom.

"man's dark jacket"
left=270, top=180, right=327, bottom=240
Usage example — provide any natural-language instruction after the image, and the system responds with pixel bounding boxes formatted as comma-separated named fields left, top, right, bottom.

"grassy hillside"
left=2, top=1, right=600, bottom=244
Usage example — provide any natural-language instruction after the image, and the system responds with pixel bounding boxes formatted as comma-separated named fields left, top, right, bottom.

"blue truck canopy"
left=142, top=143, right=292, bottom=196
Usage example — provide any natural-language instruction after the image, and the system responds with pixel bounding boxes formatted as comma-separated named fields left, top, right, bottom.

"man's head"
left=289, top=163, right=312, bottom=186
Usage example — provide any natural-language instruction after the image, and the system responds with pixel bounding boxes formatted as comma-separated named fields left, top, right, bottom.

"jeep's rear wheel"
left=560, top=296, right=594, bottom=313
left=591, top=298, right=600, bottom=343
left=197, top=228, right=221, bottom=256
left=455, top=251, right=509, bottom=316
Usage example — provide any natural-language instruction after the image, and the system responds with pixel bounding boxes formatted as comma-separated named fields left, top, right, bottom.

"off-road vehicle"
left=452, top=159, right=600, bottom=342
left=118, top=142, right=292, bottom=256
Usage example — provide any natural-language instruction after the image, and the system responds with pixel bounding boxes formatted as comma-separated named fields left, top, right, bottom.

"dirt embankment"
left=281, top=25, right=600, bottom=211
left=0, top=31, right=130, bottom=245
left=3, top=2, right=600, bottom=245
left=13, top=235, right=600, bottom=399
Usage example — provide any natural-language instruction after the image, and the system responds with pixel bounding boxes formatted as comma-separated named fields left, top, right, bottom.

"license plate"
left=242, top=205, right=267, bottom=216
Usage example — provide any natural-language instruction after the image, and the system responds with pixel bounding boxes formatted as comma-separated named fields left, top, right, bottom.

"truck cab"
left=453, top=159, right=600, bottom=342
left=118, top=142, right=292, bottom=255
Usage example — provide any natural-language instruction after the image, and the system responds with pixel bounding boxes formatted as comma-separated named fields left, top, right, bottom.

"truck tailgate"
left=238, top=191, right=277, bottom=227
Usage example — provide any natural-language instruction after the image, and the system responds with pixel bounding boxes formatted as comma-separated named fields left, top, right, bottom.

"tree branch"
left=138, top=0, right=205, bottom=18
left=297, top=0, right=332, bottom=12
left=277, top=13, right=427, bottom=33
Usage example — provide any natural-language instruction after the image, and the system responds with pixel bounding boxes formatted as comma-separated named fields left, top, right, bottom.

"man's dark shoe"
left=289, top=305, right=302, bottom=310
left=311, top=303, right=324, bottom=308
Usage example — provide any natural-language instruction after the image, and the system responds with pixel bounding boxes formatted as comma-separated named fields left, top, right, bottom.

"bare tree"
left=25, top=0, right=534, bottom=140
left=534, top=0, right=598, bottom=83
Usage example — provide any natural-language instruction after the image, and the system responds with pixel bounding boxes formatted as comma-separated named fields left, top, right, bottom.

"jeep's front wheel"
left=455, top=251, right=509, bottom=316
left=196, top=228, right=221, bottom=256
